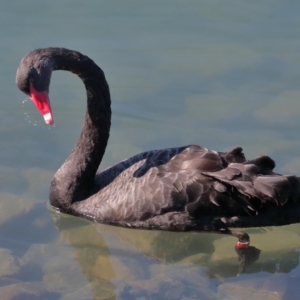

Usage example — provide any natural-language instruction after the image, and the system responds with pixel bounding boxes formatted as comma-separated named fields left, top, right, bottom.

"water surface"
left=1, top=1, right=300, bottom=299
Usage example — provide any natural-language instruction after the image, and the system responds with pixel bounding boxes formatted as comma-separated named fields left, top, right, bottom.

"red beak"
left=29, top=83, right=54, bottom=125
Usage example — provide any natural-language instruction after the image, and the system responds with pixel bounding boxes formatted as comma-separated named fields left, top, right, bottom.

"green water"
left=1, top=1, right=300, bottom=299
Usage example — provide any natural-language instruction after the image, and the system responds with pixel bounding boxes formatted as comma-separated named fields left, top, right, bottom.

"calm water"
left=1, top=1, right=300, bottom=299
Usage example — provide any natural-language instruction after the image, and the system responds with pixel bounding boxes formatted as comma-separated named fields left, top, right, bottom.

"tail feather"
left=201, top=154, right=300, bottom=213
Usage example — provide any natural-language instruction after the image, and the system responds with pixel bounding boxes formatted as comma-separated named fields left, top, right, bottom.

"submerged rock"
left=0, top=248, right=20, bottom=278
left=0, top=194, right=34, bottom=226
left=0, top=281, right=56, bottom=300
left=117, top=264, right=215, bottom=300
left=217, top=273, right=287, bottom=300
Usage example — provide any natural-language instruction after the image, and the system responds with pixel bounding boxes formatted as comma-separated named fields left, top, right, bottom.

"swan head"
left=16, top=49, right=54, bottom=125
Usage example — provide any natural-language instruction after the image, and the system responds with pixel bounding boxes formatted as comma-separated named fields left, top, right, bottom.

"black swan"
left=16, top=48, right=300, bottom=249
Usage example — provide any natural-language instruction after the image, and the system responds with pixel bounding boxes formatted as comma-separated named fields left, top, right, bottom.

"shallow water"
left=1, top=0, right=300, bottom=299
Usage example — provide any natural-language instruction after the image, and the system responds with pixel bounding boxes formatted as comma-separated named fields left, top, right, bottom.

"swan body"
left=16, top=48, right=300, bottom=231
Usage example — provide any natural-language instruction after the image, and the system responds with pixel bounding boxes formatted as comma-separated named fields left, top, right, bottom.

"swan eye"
left=28, top=67, right=51, bottom=93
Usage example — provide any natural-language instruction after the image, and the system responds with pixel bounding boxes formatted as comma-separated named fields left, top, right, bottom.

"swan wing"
left=74, top=145, right=224, bottom=221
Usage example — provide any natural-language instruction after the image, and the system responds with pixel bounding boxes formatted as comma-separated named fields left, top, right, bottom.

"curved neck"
left=48, top=48, right=111, bottom=210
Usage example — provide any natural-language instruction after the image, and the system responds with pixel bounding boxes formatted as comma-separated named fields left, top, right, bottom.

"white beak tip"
left=43, top=113, right=54, bottom=125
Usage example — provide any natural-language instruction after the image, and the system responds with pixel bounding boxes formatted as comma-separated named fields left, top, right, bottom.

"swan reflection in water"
left=51, top=211, right=300, bottom=298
